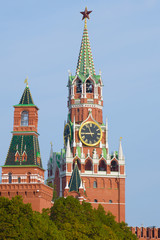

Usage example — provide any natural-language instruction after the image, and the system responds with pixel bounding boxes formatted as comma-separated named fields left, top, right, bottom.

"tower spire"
left=76, top=7, right=95, bottom=77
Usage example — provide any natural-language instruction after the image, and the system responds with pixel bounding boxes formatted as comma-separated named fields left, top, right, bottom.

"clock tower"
left=47, top=8, right=126, bottom=222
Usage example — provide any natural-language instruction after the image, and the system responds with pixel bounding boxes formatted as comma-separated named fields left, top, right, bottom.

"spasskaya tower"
left=47, top=7, right=126, bottom=222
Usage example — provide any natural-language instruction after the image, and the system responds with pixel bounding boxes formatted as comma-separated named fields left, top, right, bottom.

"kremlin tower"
left=47, top=8, right=126, bottom=222
left=0, top=79, right=53, bottom=211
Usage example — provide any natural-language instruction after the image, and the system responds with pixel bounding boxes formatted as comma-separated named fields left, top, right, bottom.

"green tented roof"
left=19, top=86, right=35, bottom=105
left=69, top=162, right=81, bottom=192
left=68, top=21, right=100, bottom=84
left=5, top=135, right=42, bottom=168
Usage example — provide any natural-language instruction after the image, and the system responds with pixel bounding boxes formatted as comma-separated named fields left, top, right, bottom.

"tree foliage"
left=0, top=196, right=64, bottom=240
left=50, top=196, right=137, bottom=240
left=0, top=196, right=137, bottom=240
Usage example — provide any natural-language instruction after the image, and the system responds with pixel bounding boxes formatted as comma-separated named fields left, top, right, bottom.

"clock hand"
left=86, top=125, right=93, bottom=137
left=83, top=133, right=94, bottom=135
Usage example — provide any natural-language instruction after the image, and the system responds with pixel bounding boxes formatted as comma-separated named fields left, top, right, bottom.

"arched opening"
left=85, top=159, right=92, bottom=171
left=76, top=80, right=82, bottom=93
left=86, top=80, right=93, bottom=93
left=94, top=199, right=98, bottom=202
left=27, top=172, right=31, bottom=183
left=111, top=160, right=119, bottom=172
left=21, top=111, right=28, bottom=126
left=99, top=160, right=106, bottom=171
left=93, top=180, right=97, bottom=188
left=8, top=172, right=12, bottom=184
left=18, top=177, right=21, bottom=183
left=73, top=159, right=81, bottom=170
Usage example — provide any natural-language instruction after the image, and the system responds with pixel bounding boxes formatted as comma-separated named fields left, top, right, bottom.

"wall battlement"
left=131, top=226, right=160, bottom=239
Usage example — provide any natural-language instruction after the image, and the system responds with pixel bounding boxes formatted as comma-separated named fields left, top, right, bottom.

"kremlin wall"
left=0, top=7, right=158, bottom=240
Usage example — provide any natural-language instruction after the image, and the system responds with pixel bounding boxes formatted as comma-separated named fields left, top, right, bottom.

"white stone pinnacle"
left=118, top=137, right=124, bottom=160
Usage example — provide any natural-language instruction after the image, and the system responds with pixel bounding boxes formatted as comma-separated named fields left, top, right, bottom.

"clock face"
left=63, top=123, right=71, bottom=147
left=79, top=121, right=102, bottom=146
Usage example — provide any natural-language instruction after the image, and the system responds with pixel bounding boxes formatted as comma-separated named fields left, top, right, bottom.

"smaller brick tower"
left=0, top=79, right=53, bottom=212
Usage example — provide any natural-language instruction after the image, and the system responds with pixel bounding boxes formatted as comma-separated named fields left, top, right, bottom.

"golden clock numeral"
left=90, top=123, right=92, bottom=127
left=94, top=140, right=96, bottom=143
left=89, top=140, right=92, bottom=144
left=97, top=133, right=100, bottom=135
left=85, top=139, right=88, bottom=143
left=97, top=136, right=99, bottom=139
left=82, top=135, right=85, bottom=139
left=96, top=128, right=99, bottom=131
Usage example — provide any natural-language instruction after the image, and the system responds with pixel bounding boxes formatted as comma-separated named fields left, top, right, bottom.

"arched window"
left=86, top=80, right=93, bottom=93
left=8, top=173, right=12, bottom=184
left=18, top=177, right=21, bottom=183
left=85, top=159, right=92, bottom=171
left=21, top=111, right=28, bottom=126
left=93, top=181, right=97, bottom=188
left=94, top=199, right=98, bottom=202
left=109, top=200, right=112, bottom=203
left=27, top=172, right=31, bottom=183
left=99, top=160, right=106, bottom=171
left=76, top=80, right=82, bottom=93
left=111, top=160, right=119, bottom=172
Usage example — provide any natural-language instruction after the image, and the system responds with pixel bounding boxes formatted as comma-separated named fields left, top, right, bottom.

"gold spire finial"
left=120, top=137, right=122, bottom=141
left=50, top=141, right=53, bottom=148
left=24, top=76, right=28, bottom=87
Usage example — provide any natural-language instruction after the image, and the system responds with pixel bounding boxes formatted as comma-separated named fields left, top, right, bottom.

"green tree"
left=50, top=196, right=137, bottom=240
left=0, top=196, right=64, bottom=240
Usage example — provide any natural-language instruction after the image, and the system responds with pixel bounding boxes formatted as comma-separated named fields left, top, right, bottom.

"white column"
left=73, top=116, right=76, bottom=147
left=106, top=117, right=109, bottom=149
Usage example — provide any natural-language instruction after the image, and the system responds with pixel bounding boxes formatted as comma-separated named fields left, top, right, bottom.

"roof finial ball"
left=24, top=76, right=29, bottom=87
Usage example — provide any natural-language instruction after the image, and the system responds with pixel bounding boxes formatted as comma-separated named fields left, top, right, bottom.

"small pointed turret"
left=49, top=142, right=53, bottom=163
left=19, top=79, right=35, bottom=105
left=69, top=160, right=81, bottom=192
left=118, top=137, right=124, bottom=160
left=66, top=138, right=72, bottom=158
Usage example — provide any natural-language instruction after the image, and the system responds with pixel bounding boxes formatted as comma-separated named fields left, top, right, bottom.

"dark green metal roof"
left=68, top=21, right=101, bottom=84
left=5, top=135, right=42, bottom=168
left=19, top=86, right=35, bottom=105
left=69, top=162, right=81, bottom=192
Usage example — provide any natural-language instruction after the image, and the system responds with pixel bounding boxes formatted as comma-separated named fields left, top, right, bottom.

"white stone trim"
left=69, top=103, right=103, bottom=110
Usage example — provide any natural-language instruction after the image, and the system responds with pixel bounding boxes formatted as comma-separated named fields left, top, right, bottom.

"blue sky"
left=0, top=0, right=160, bottom=227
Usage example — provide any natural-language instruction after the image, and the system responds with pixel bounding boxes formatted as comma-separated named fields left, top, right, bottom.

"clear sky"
left=0, top=0, right=160, bottom=227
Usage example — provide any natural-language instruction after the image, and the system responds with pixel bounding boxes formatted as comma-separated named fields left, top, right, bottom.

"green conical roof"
left=69, top=19, right=101, bottom=84
left=69, top=161, right=81, bottom=192
left=19, top=86, right=34, bottom=105
left=76, top=20, right=95, bottom=77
